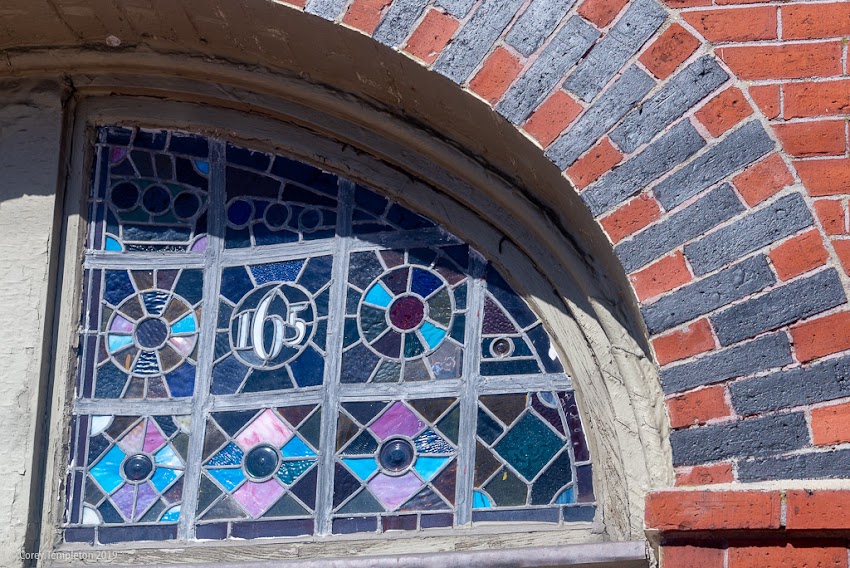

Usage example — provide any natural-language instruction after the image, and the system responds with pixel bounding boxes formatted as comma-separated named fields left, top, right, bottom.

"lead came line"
left=454, top=251, right=487, bottom=527
left=177, top=140, right=227, bottom=540
left=314, top=179, right=355, bottom=536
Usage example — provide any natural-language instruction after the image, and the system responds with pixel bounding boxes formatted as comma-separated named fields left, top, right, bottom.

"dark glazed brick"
left=374, top=0, right=429, bottom=47
left=498, top=17, right=599, bottom=124
left=563, top=0, right=667, bottom=102
left=582, top=120, right=705, bottom=216
left=546, top=67, right=655, bottom=169
left=471, top=508, right=560, bottom=523
left=739, top=449, right=850, bottom=482
left=421, top=512, right=454, bottom=528
left=610, top=56, right=729, bottom=153
left=98, top=524, right=177, bottom=544
left=64, top=527, right=95, bottom=544
left=654, top=121, right=775, bottom=210
left=436, top=0, right=476, bottom=18
left=685, top=193, right=814, bottom=275
left=505, top=0, right=579, bottom=56
left=711, top=269, right=846, bottom=346
left=615, top=184, right=744, bottom=273
left=670, top=412, right=808, bottom=466
left=731, top=355, right=850, bottom=415
left=642, top=255, right=775, bottom=335
left=660, top=332, right=792, bottom=394
left=434, top=0, right=526, bottom=83
left=305, top=0, right=348, bottom=19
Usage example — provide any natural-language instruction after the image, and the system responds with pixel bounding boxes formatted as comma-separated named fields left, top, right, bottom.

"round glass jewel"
left=389, top=296, right=425, bottom=330
left=142, top=185, right=172, bottom=214
left=135, top=317, right=169, bottom=349
left=244, top=444, right=281, bottom=480
left=122, top=454, right=154, bottom=482
left=492, top=337, right=513, bottom=358
left=378, top=438, right=415, bottom=474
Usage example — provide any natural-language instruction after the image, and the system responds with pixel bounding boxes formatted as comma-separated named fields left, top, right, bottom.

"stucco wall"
left=0, top=80, right=64, bottom=566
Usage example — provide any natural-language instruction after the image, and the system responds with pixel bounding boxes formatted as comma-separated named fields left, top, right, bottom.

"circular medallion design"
left=359, top=266, right=455, bottom=360
left=490, top=337, right=514, bottom=358
left=106, top=290, right=198, bottom=376
left=230, top=282, right=316, bottom=370
left=378, top=437, right=415, bottom=475
left=122, top=453, right=154, bottom=483
left=244, top=444, right=281, bottom=480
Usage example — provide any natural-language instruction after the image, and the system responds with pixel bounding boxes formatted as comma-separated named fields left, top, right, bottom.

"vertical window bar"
left=314, top=179, right=355, bottom=535
left=177, top=139, right=227, bottom=540
left=454, top=251, right=486, bottom=526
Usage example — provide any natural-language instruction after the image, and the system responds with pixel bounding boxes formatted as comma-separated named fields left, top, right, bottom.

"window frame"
left=39, top=90, right=658, bottom=566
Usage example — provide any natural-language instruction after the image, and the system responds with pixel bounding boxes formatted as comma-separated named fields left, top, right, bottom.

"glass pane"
left=351, top=185, right=436, bottom=236
left=333, top=399, right=458, bottom=534
left=196, top=405, right=320, bottom=539
left=224, top=143, right=339, bottom=248
left=210, top=256, right=333, bottom=395
left=341, top=246, right=469, bottom=383
left=65, top=414, right=190, bottom=543
left=78, top=268, right=203, bottom=400
left=89, top=127, right=210, bottom=252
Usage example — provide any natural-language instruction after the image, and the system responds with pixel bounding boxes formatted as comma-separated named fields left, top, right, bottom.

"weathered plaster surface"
left=0, top=79, right=64, bottom=566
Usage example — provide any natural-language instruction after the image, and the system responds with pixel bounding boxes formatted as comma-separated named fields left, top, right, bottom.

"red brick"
left=749, top=84, right=781, bottom=120
left=733, top=154, right=794, bottom=206
left=832, top=239, right=850, bottom=276
left=523, top=91, right=583, bottom=148
left=403, top=9, right=459, bottom=65
left=566, top=138, right=623, bottom=190
left=795, top=158, right=850, bottom=197
left=782, top=3, right=850, bottom=40
left=728, top=544, right=847, bottom=568
left=662, top=545, right=725, bottom=568
left=791, top=310, right=850, bottom=363
left=577, top=0, right=629, bottom=28
left=683, top=7, right=777, bottom=43
left=769, top=229, right=829, bottom=281
left=814, top=199, right=847, bottom=235
left=646, top=490, right=782, bottom=531
left=281, top=0, right=308, bottom=7
left=718, top=42, right=843, bottom=80
left=663, top=0, right=711, bottom=8
left=342, top=0, right=392, bottom=34
left=785, top=79, right=850, bottom=119
left=716, top=0, right=768, bottom=5
left=695, top=88, right=754, bottom=138
left=675, top=463, right=734, bottom=486
left=599, top=194, right=663, bottom=244
left=639, top=23, right=700, bottom=80
left=667, top=385, right=731, bottom=429
left=652, top=319, right=716, bottom=366
left=811, top=403, right=850, bottom=446
left=468, top=47, right=522, bottom=105
left=787, top=490, right=850, bottom=529
left=775, top=121, right=847, bottom=158
left=629, top=251, right=692, bottom=302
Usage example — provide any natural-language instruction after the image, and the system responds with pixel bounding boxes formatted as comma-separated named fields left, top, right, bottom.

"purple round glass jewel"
left=389, top=296, right=425, bottom=330
left=135, top=317, right=169, bottom=349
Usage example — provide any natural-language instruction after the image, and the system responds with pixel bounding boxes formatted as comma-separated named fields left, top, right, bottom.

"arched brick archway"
left=3, top=0, right=850, bottom=565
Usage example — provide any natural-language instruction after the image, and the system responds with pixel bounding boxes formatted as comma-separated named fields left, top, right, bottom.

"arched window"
left=65, top=126, right=593, bottom=544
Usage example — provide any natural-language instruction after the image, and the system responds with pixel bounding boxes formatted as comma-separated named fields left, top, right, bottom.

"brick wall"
left=296, top=0, right=850, bottom=488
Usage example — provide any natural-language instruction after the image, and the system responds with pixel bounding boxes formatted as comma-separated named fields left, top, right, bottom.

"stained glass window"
left=64, top=127, right=593, bottom=545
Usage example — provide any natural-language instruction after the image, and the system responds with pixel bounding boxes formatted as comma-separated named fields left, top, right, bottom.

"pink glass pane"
left=235, top=409, right=293, bottom=450
left=133, top=481, right=159, bottom=521
left=110, top=315, right=134, bottom=333
left=233, top=479, right=285, bottom=518
left=370, top=402, right=424, bottom=440
left=117, top=420, right=146, bottom=453
left=143, top=420, right=166, bottom=453
left=367, top=471, right=422, bottom=511
left=111, top=483, right=135, bottom=519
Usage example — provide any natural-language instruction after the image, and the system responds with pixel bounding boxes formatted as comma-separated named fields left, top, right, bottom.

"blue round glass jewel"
left=111, top=182, right=140, bottom=211
left=123, top=453, right=154, bottom=482
left=142, top=185, right=172, bottom=214
left=135, top=317, right=169, bottom=349
left=244, top=444, right=281, bottom=479
left=378, top=438, right=415, bottom=474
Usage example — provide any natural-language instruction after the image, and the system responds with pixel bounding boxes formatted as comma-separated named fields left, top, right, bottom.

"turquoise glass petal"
left=208, top=467, right=246, bottom=492
left=160, top=505, right=181, bottom=522
left=556, top=486, right=576, bottom=504
left=150, top=467, right=180, bottom=492
left=281, top=436, right=317, bottom=458
left=364, top=282, right=393, bottom=308
left=195, top=161, right=210, bottom=174
left=170, top=314, right=196, bottom=334
left=154, top=445, right=182, bottom=468
left=276, top=459, right=314, bottom=485
left=342, top=457, right=378, bottom=482
left=105, top=237, right=123, bottom=251
left=207, top=442, right=244, bottom=467
left=413, top=456, right=449, bottom=481
left=419, top=322, right=446, bottom=349
left=473, top=490, right=492, bottom=509
left=107, top=334, right=133, bottom=352
left=90, top=445, right=126, bottom=494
